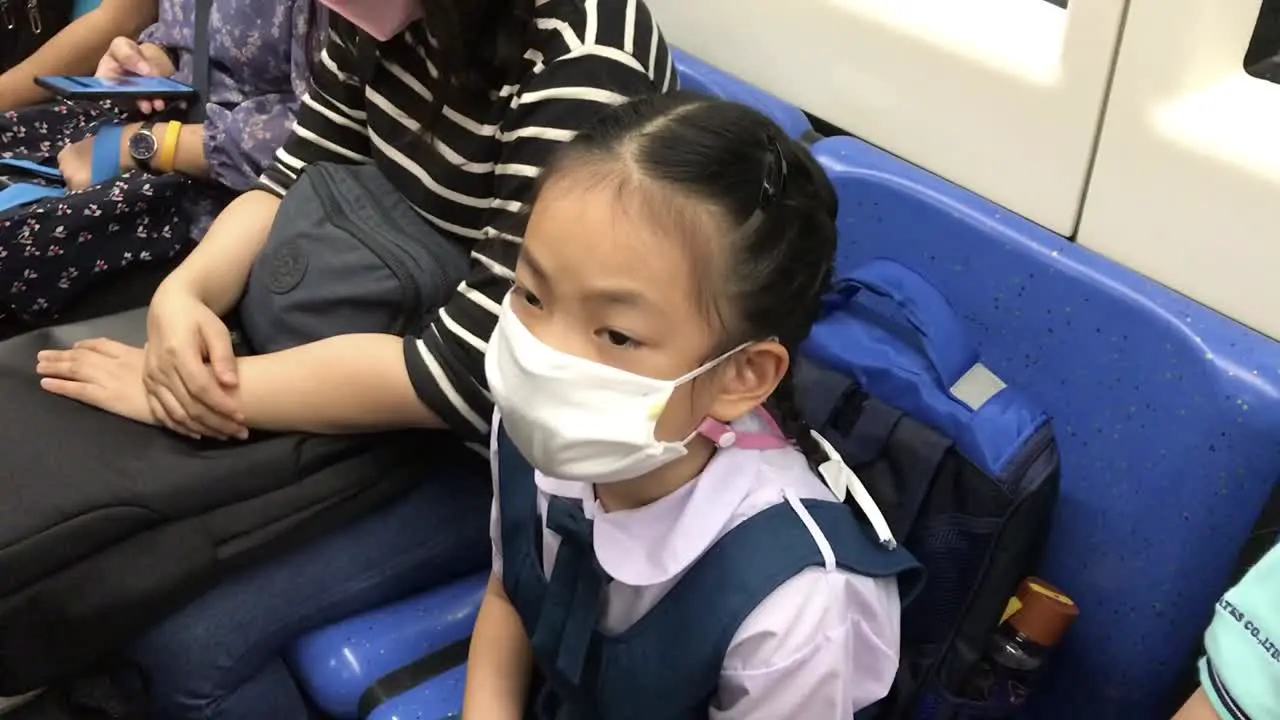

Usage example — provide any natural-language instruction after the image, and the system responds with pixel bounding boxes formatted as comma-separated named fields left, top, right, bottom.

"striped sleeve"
left=256, top=17, right=372, bottom=196
left=403, top=46, right=672, bottom=445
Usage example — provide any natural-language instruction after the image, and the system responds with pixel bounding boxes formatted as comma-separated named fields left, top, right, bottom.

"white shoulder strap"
left=810, top=429, right=898, bottom=549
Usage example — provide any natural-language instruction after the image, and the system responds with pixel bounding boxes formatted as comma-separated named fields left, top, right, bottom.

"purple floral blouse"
left=139, top=0, right=313, bottom=192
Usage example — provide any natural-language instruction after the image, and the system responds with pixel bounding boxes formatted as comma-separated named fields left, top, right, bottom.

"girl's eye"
left=600, top=329, right=639, bottom=348
left=515, top=286, right=543, bottom=309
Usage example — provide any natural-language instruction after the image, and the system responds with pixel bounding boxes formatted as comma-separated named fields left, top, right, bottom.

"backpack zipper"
left=308, top=166, right=452, bottom=336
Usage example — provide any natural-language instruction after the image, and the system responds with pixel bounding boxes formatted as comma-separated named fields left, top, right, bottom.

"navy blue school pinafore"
left=496, top=425, right=924, bottom=720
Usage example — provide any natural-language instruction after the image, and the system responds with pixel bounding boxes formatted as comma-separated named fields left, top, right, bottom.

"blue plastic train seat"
left=810, top=135, right=1280, bottom=718
left=363, top=664, right=467, bottom=720
left=286, top=571, right=486, bottom=719
left=670, top=47, right=814, bottom=140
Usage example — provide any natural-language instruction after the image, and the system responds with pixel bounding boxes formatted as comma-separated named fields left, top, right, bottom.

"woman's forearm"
left=462, top=573, right=533, bottom=720
left=160, top=189, right=281, bottom=313
left=232, top=333, right=445, bottom=434
left=0, top=0, right=157, bottom=110
left=121, top=122, right=207, bottom=177
left=156, top=122, right=208, bottom=178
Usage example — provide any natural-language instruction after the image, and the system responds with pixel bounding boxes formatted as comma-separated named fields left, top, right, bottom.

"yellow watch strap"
left=153, top=121, right=183, bottom=173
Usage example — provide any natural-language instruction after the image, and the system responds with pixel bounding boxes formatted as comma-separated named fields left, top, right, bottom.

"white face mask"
left=485, top=295, right=748, bottom=484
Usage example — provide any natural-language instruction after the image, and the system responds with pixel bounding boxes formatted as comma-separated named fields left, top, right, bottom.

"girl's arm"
left=462, top=573, right=533, bottom=720
left=229, top=334, right=447, bottom=433
left=157, top=189, right=282, bottom=314
left=0, top=0, right=157, bottom=111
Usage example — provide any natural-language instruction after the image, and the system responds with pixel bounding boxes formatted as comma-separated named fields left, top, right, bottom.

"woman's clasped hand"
left=141, top=284, right=248, bottom=440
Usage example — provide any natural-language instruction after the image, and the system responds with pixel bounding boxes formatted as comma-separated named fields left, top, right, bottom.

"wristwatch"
left=127, top=121, right=159, bottom=172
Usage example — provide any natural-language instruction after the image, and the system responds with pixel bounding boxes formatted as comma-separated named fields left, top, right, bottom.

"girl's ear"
left=706, top=341, right=789, bottom=423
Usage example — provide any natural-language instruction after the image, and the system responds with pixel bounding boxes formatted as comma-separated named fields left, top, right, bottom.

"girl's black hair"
left=536, top=92, right=840, bottom=473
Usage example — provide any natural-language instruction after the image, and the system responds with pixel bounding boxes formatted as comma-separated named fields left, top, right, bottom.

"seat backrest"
left=811, top=135, right=1280, bottom=718
left=671, top=47, right=815, bottom=141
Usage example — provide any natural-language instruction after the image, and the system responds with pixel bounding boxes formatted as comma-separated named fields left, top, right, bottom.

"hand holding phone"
left=94, top=36, right=179, bottom=114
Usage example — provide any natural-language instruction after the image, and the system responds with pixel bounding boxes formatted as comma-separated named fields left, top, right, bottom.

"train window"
left=1078, top=0, right=1280, bottom=341
left=1245, top=0, right=1280, bottom=82
left=647, top=0, right=1125, bottom=237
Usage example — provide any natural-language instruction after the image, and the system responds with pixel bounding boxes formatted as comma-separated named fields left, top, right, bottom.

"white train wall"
left=646, top=0, right=1280, bottom=342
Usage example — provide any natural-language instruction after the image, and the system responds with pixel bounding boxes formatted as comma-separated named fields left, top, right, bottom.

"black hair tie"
left=759, top=134, right=789, bottom=208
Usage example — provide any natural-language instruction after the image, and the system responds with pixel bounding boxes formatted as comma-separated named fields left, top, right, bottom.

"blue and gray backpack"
left=796, top=258, right=1060, bottom=719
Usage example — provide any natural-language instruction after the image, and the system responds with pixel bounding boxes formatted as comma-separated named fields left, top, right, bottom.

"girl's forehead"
left=525, top=180, right=711, bottom=305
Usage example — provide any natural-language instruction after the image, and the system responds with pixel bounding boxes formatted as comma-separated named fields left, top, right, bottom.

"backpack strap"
left=0, top=182, right=63, bottom=212
left=189, top=0, right=213, bottom=122
left=495, top=424, right=551, bottom=634
left=0, top=159, right=62, bottom=181
left=795, top=356, right=952, bottom=541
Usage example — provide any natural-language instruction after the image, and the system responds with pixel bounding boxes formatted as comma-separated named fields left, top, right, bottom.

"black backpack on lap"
left=0, top=159, right=473, bottom=693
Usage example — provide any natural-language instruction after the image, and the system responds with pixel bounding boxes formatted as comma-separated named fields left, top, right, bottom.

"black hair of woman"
left=416, top=0, right=537, bottom=117
left=534, top=91, right=842, bottom=474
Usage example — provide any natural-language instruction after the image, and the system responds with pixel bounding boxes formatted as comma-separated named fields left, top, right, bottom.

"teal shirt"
left=71, top=0, right=100, bottom=18
left=1199, top=542, right=1280, bottom=719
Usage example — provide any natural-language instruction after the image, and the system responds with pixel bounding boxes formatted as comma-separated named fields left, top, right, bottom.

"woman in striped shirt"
left=39, top=0, right=673, bottom=717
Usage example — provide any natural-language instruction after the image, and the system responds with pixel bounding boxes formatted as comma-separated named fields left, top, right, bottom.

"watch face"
left=129, top=130, right=158, bottom=161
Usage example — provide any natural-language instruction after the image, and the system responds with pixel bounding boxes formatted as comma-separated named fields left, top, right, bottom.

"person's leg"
left=0, top=100, right=117, bottom=159
left=128, top=441, right=491, bottom=720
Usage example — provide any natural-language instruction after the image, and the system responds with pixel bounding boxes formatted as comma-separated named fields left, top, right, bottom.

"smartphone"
left=34, top=75, right=197, bottom=101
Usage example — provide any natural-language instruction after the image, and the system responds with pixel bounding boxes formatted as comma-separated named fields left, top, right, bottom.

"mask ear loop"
left=810, top=429, right=898, bottom=550
left=683, top=337, right=790, bottom=451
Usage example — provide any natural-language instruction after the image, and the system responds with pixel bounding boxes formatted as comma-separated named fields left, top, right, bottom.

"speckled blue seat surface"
left=286, top=572, right=485, bottom=719
left=670, top=46, right=814, bottom=140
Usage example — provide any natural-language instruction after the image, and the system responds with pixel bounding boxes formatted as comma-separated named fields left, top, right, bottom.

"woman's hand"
left=95, top=36, right=176, bottom=114
left=37, top=339, right=158, bottom=426
left=55, top=135, right=97, bottom=191
left=56, top=119, right=151, bottom=190
left=144, top=284, right=248, bottom=440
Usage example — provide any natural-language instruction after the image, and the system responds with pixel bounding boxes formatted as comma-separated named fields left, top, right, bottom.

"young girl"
left=463, top=94, right=922, bottom=719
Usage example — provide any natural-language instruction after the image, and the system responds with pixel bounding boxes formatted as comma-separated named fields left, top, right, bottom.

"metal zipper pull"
left=26, top=0, right=39, bottom=34
left=1, top=1, right=15, bottom=31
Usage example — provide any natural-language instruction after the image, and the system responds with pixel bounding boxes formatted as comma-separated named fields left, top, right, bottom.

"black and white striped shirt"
left=258, top=0, right=674, bottom=446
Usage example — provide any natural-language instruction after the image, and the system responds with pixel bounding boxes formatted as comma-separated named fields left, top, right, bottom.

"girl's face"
left=512, top=171, right=786, bottom=442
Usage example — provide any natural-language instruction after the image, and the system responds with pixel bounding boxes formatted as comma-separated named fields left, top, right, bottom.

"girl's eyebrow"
left=522, top=246, right=654, bottom=309
left=583, top=287, right=652, bottom=309
left=520, top=249, right=550, bottom=282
